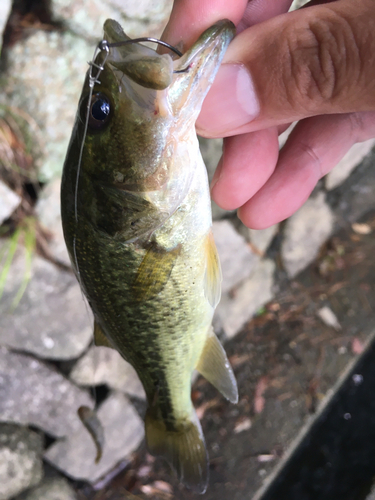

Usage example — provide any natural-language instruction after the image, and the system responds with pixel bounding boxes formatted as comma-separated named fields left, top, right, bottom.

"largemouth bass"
left=61, top=19, right=237, bottom=494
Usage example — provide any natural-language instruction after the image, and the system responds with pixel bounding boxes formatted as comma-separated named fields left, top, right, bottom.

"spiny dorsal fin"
left=145, top=409, right=208, bottom=494
left=203, top=230, right=222, bottom=308
left=196, top=327, right=238, bottom=404
left=132, top=242, right=181, bottom=301
left=93, top=321, right=113, bottom=349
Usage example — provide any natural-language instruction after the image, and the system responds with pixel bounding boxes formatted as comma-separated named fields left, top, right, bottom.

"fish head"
left=71, top=18, right=235, bottom=184
left=62, top=19, right=235, bottom=241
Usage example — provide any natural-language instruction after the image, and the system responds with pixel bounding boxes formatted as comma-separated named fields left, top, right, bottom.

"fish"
left=61, top=18, right=237, bottom=494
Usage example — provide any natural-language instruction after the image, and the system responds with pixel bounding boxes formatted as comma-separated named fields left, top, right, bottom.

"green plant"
left=0, top=217, right=36, bottom=309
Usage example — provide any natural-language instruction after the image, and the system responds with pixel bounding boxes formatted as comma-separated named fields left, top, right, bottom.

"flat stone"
left=0, top=0, right=11, bottom=53
left=70, top=346, right=146, bottom=400
left=281, top=192, right=335, bottom=278
left=0, top=424, right=43, bottom=500
left=213, top=220, right=258, bottom=293
left=325, top=139, right=375, bottom=190
left=199, top=137, right=222, bottom=183
left=2, top=31, right=93, bottom=182
left=0, top=242, right=92, bottom=359
left=198, top=137, right=236, bottom=220
left=248, top=224, right=279, bottom=256
left=215, top=259, right=275, bottom=339
left=0, top=180, right=21, bottom=224
left=0, top=349, right=92, bottom=438
left=35, top=178, right=70, bottom=267
left=45, top=392, right=144, bottom=483
left=15, top=476, right=76, bottom=500
left=51, top=0, right=172, bottom=40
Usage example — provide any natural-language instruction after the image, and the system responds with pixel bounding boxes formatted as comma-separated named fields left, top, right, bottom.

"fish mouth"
left=101, top=19, right=235, bottom=95
left=165, top=20, right=236, bottom=119
left=103, top=19, right=174, bottom=91
left=173, top=20, right=236, bottom=76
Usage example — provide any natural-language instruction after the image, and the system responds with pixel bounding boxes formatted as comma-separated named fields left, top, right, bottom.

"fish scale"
left=61, top=19, right=237, bottom=494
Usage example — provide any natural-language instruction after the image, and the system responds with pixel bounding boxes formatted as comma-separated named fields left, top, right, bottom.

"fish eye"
left=81, top=93, right=112, bottom=130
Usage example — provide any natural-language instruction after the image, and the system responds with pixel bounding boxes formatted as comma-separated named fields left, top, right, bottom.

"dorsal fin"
left=93, top=321, right=113, bottom=349
left=196, top=327, right=238, bottom=404
left=203, top=230, right=222, bottom=308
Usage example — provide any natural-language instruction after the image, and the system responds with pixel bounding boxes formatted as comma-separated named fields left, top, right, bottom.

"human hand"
left=163, top=0, right=375, bottom=228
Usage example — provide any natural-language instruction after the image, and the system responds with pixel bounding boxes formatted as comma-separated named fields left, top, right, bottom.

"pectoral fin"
left=203, top=230, right=222, bottom=308
left=132, top=242, right=181, bottom=301
left=93, top=321, right=113, bottom=349
left=196, top=328, right=238, bottom=404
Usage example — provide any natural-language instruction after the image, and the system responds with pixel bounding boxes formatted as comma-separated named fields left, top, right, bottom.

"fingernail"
left=197, top=63, right=259, bottom=136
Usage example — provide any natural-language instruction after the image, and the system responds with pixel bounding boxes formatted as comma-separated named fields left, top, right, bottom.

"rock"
left=281, top=192, right=335, bottom=278
left=0, top=1, right=11, bottom=53
left=15, top=475, right=77, bottom=500
left=70, top=346, right=146, bottom=400
left=0, top=348, right=92, bottom=438
left=215, top=259, right=275, bottom=339
left=199, top=137, right=222, bottom=183
left=199, top=137, right=236, bottom=220
left=325, top=139, right=375, bottom=190
left=248, top=225, right=279, bottom=256
left=2, top=31, right=93, bottom=182
left=0, top=424, right=43, bottom=500
left=36, top=178, right=70, bottom=267
left=0, top=242, right=92, bottom=360
left=51, top=0, right=172, bottom=40
left=45, top=392, right=144, bottom=483
left=0, top=180, right=21, bottom=224
left=366, top=484, right=375, bottom=500
left=213, top=220, right=258, bottom=293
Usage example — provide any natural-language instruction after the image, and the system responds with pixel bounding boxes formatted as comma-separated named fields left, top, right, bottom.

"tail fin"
left=145, top=409, right=208, bottom=494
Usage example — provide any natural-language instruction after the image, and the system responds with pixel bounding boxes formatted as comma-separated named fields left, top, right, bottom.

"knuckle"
left=283, top=10, right=362, bottom=111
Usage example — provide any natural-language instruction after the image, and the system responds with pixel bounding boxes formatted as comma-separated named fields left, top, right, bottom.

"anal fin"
left=94, top=321, right=113, bottom=349
left=196, top=327, right=238, bottom=404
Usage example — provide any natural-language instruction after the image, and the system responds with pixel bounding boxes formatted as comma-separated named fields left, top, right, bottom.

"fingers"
left=162, top=0, right=248, bottom=49
left=162, top=0, right=293, bottom=48
left=196, top=0, right=375, bottom=138
left=237, top=0, right=293, bottom=32
left=235, top=111, right=375, bottom=229
left=211, top=127, right=279, bottom=210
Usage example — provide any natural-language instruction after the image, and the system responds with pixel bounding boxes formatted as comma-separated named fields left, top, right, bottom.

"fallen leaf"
left=234, top=417, right=252, bottom=434
left=254, top=377, right=268, bottom=414
left=317, top=306, right=341, bottom=331
left=352, top=337, right=365, bottom=355
left=352, top=223, right=372, bottom=235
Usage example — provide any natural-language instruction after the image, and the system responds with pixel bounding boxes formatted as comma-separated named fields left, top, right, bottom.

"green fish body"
left=61, top=19, right=237, bottom=493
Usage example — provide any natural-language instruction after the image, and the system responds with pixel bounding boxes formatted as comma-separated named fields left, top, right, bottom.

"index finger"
left=162, top=0, right=249, bottom=48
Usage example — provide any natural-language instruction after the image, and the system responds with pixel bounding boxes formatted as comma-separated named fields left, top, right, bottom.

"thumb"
left=196, top=0, right=375, bottom=137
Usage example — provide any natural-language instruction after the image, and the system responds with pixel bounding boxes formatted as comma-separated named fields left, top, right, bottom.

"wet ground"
left=73, top=205, right=375, bottom=500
